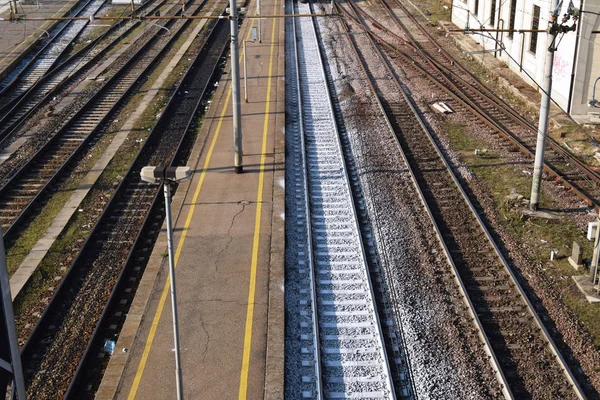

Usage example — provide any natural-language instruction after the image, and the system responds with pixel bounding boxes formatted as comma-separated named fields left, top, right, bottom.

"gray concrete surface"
left=99, top=0, right=285, bottom=397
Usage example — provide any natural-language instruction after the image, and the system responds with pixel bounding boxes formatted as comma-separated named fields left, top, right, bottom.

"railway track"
left=385, top=0, right=598, bottom=175
left=346, top=0, right=600, bottom=210
left=0, top=0, right=169, bottom=143
left=0, top=0, right=205, bottom=242
left=0, top=0, right=105, bottom=108
left=19, top=11, right=230, bottom=399
left=289, top=0, right=398, bottom=397
left=335, top=1, right=587, bottom=398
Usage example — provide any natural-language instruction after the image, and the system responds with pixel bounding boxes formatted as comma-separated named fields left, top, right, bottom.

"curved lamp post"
left=140, top=166, right=192, bottom=400
left=588, top=77, right=600, bottom=107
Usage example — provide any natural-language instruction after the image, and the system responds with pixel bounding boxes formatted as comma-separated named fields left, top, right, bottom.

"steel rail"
left=291, top=1, right=322, bottom=397
left=0, top=0, right=169, bottom=140
left=63, top=17, right=229, bottom=397
left=339, top=1, right=586, bottom=397
left=0, top=0, right=202, bottom=241
left=0, top=0, right=101, bottom=103
left=340, top=0, right=600, bottom=208
left=18, top=7, right=228, bottom=398
left=339, top=2, right=600, bottom=211
left=312, top=3, right=416, bottom=396
left=306, top=4, right=398, bottom=395
left=296, top=0, right=396, bottom=397
left=335, top=2, right=512, bottom=398
left=385, top=0, right=600, bottom=207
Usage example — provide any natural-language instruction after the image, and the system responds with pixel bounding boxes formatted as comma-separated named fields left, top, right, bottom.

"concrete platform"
left=97, top=0, right=285, bottom=397
left=572, top=275, right=600, bottom=303
left=0, top=0, right=80, bottom=80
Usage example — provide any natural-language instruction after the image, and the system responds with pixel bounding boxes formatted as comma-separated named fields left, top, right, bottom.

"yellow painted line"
left=127, top=14, right=266, bottom=400
left=127, top=88, right=232, bottom=400
left=238, top=3, right=278, bottom=398
left=0, top=0, right=75, bottom=65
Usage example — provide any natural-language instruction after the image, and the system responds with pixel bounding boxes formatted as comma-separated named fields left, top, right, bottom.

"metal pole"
left=592, top=77, right=600, bottom=105
left=244, top=40, right=248, bottom=103
left=163, top=183, right=184, bottom=400
left=230, top=0, right=243, bottom=173
left=0, top=228, right=26, bottom=400
left=257, top=0, right=261, bottom=43
left=530, top=2, right=559, bottom=210
left=592, top=216, right=600, bottom=285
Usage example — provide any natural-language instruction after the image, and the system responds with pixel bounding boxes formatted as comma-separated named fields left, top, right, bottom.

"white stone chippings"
left=284, top=0, right=396, bottom=397
left=0, top=0, right=105, bottom=99
left=309, top=1, right=505, bottom=398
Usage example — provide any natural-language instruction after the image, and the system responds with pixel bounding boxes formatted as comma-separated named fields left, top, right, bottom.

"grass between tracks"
left=416, top=0, right=600, bottom=348
left=69, top=5, right=132, bottom=55
left=445, top=120, right=600, bottom=347
left=421, top=0, right=451, bottom=26
left=10, top=19, right=213, bottom=325
left=425, top=0, right=600, bottom=165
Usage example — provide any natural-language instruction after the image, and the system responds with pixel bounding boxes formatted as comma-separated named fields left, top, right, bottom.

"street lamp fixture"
left=589, top=77, right=600, bottom=107
left=140, top=166, right=192, bottom=400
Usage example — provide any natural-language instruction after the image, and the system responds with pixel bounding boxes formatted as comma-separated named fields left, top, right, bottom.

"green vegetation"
left=425, top=0, right=451, bottom=25
left=444, top=118, right=600, bottom=347
left=10, top=12, right=218, bottom=329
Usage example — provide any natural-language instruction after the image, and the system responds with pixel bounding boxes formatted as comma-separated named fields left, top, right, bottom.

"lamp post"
left=229, top=0, right=243, bottom=173
left=140, top=166, right=192, bottom=400
left=257, top=0, right=261, bottom=43
left=588, top=77, right=600, bottom=108
left=244, top=27, right=258, bottom=103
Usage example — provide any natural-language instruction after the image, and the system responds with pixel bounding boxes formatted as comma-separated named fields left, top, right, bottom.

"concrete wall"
left=451, top=0, right=600, bottom=118
left=571, top=4, right=600, bottom=115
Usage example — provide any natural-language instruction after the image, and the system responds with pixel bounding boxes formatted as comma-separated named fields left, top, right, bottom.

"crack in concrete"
left=215, top=202, right=247, bottom=271
left=199, top=314, right=210, bottom=366
left=180, top=298, right=268, bottom=308
left=186, top=200, right=264, bottom=205
left=179, top=297, right=248, bottom=306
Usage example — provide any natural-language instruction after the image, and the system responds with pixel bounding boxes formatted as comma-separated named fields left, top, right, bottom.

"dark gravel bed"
left=352, top=0, right=600, bottom=396
left=310, top=2, right=505, bottom=397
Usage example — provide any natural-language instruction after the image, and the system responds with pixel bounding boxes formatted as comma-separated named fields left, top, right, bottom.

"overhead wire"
left=451, top=1, right=584, bottom=110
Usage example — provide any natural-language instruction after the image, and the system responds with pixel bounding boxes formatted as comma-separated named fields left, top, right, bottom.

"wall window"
left=474, top=0, right=479, bottom=15
left=508, top=0, right=517, bottom=39
left=530, top=5, right=540, bottom=53
left=490, top=0, right=496, bottom=26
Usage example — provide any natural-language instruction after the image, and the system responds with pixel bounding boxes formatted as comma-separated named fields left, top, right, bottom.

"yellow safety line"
left=0, top=0, right=75, bottom=65
left=238, top=2, right=278, bottom=398
left=127, top=88, right=232, bottom=400
left=127, top=12, right=265, bottom=400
